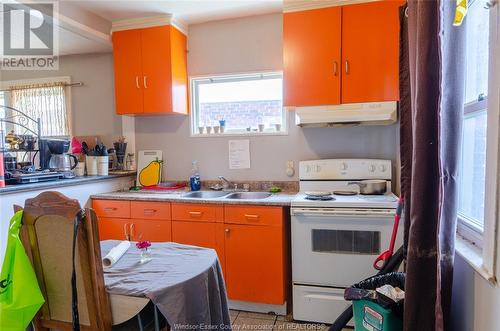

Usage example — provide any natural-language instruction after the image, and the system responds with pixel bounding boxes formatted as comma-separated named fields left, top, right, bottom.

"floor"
left=230, top=310, right=353, bottom=330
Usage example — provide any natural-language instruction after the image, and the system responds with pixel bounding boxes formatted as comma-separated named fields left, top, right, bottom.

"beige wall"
left=135, top=13, right=399, bottom=181
left=188, top=13, right=283, bottom=76
left=1, top=53, right=121, bottom=142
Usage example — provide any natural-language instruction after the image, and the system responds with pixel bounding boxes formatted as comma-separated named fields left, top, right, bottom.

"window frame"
left=0, top=76, right=73, bottom=138
left=455, top=2, right=500, bottom=283
left=189, top=71, right=287, bottom=137
left=457, top=97, right=488, bottom=244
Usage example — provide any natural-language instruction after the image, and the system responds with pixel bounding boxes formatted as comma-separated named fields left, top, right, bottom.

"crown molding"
left=284, top=0, right=379, bottom=13
left=111, top=14, right=188, bottom=35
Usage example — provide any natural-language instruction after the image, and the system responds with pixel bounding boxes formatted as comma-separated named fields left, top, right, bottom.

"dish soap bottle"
left=190, top=160, right=201, bottom=191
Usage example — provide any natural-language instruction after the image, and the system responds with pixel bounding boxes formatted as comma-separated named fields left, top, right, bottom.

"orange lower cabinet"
left=129, top=219, right=172, bottom=242
left=224, top=224, right=285, bottom=304
left=172, top=221, right=226, bottom=271
left=98, top=217, right=131, bottom=241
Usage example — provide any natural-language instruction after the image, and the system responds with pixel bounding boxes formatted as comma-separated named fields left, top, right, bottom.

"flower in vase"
left=136, top=241, right=151, bottom=250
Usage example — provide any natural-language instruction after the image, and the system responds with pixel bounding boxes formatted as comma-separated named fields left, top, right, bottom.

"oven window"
left=312, top=229, right=380, bottom=254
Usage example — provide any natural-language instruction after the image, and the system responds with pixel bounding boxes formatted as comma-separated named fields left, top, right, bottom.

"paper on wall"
left=229, top=140, right=250, bottom=169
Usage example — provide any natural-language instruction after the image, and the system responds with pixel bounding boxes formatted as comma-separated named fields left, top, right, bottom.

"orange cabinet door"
left=130, top=219, right=172, bottom=242
left=93, top=199, right=131, bottom=219
left=224, top=224, right=285, bottom=304
left=341, top=1, right=401, bottom=103
left=171, top=221, right=225, bottom=270
left=98, top=217, right=130, bottom=241
left=283, top=7, right=342, bottom=107
left=141, top=26, right=172, bottom=114
left=112, top=29, right=144, bottom=115
left=141, top=26, right=188, bottom=114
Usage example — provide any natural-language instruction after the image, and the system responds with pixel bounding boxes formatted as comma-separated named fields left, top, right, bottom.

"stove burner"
left=333, top=191, right=358, bottom=196
left=305, top=195, right=335, bottom=201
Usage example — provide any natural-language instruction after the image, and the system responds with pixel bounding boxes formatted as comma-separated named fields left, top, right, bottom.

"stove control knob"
left=341, top=162, right=348, bottom=170
left=306, top=165, right=311, bottom=173
left=379, top=164, right=387, bottom=172
left=369, top=164, right=376, bottom=172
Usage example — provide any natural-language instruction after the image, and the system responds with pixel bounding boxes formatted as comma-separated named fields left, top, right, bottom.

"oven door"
left=291, top=207, right=400, bottom=288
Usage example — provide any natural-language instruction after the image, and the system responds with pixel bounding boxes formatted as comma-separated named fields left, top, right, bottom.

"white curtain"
left=10, top=82, right=69, bottom=137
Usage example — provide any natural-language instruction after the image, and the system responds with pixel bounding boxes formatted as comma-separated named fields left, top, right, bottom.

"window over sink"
left=189, top=72, right=286, bottom=136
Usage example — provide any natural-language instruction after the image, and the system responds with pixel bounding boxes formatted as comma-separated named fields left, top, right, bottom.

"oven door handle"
left=291, top=208, right=395, bottom=217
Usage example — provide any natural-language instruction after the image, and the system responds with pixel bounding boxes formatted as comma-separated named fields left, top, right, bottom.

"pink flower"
left=136, top=241, right=151, bottom=250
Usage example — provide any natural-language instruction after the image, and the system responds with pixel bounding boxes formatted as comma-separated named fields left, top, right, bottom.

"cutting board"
left=137, top=150, right=163, bottom=186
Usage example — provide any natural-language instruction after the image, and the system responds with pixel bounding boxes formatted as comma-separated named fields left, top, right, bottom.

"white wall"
left=188, top=13, right=283, bottom=76
left=1, top=53, right=122, bottom=142
left=135, top=13, right=399, bottom=181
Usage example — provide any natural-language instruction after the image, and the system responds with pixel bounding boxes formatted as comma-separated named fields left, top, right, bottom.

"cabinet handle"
left=244, top=214, right=260, bottom=220
left=124, top=223, right=130, bottom=241
left=345, top=60, right=350, bottom=75
left=333, top=61, right=338, bottom=76
left=129, top=223, right=135, bottom=240
left=143, top=209, right=157, bottom=214
left=104, top=207, right=117, bottom=212
left=135, top=76, right=140, bottom=89
left=189, top=211, right=203, bottom=217
left=143, top=76, right=148, bottom=88
left=225, top=228, right=230, bottom=234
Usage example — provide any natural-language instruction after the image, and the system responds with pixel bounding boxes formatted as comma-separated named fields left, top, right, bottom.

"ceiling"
left=72, top=1, right=283, bottom=26
left=2, top=1, right=282, bottom=57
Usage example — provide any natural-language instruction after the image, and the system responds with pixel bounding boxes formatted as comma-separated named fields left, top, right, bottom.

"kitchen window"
left=457, top=0, right=490, bottom=246
left=190, top=72, right=286, bottom=136
left=0, top=78, right=71, bottom=137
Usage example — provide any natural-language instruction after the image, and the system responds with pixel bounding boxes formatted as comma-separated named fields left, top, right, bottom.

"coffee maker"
left=39, top=139, right=78, bottom=173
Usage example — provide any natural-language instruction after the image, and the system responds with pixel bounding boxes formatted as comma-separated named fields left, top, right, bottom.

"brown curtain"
left=401, top=1, right=465, bottom=330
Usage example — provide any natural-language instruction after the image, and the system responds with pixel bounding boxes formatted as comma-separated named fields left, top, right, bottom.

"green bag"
left=0, top=211, right=45, bottom=331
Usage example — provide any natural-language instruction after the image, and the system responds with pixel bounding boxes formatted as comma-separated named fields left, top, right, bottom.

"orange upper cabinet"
left=283, top=7, right=342, bottom=107
left=283, top=1, right=401, bottom=107
left=341, top=1, right=401, bottom=104
left=112, top=25, right=188, bottom=115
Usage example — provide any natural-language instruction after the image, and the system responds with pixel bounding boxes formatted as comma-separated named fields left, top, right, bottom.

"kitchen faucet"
left=218, top=176, right=237, bottom=190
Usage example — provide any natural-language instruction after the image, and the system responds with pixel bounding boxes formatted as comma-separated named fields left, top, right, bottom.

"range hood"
left=294, top=101, right=398, bottom=127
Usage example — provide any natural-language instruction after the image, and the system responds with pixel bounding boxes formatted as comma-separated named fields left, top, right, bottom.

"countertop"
left=0, top=172, right=136, bottom=195
left=91, top=190, right=296, bottom=206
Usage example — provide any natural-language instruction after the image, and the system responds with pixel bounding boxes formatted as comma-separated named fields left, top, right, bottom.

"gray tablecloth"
left=101, top=240, right=231, bottom=330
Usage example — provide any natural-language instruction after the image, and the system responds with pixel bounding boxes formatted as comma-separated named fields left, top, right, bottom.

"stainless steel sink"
left=182, top=191, right=229, bottom=199
left=224, top=192, right=272, bottom=200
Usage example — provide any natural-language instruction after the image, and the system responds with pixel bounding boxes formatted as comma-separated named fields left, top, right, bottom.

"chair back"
left=21, top=191, right=112, bottom=331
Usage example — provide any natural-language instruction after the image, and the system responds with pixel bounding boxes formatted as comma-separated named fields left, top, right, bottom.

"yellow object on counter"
left=139, top=159, right=163, bottom=186
left=453, top=0, right=468, bottom=26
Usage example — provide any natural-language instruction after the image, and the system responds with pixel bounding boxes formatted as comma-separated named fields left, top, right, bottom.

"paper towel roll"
left=103, top=241, right=130, bottom=267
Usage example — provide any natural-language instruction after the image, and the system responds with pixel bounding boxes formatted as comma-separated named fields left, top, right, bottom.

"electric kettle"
left=49, top=154, right=78, bottom=171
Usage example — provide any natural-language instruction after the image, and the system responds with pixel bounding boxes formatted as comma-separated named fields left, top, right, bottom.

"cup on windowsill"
left=206, top=126, right=212, bottom=134
left=258, top=124, right=265, bottom=132
left=198, top=126, right=204, bottom=134
left=275, top=124, right=281, bottom=132
left=213, top=126, right=220, bottom=134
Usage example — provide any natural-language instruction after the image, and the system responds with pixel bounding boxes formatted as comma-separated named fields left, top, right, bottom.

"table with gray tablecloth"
left=100, top=240, right=231, bottom=330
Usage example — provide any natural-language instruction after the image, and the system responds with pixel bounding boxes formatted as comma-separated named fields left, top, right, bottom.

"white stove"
left=292, top=192, right=398, bottom=209
left=291, top=159, right=403, bottom=324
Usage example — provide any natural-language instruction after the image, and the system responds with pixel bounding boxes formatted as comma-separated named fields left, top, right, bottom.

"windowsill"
left=455, top=234, right=496, bottom=285
left=190, top=131, right=289, bottom=138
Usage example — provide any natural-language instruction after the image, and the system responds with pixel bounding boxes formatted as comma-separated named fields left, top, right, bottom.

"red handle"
left=373, top=196, right=404, bottom=270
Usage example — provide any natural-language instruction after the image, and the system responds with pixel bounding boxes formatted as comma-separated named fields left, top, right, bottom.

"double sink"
left=182, top=191, right=272, bottom=200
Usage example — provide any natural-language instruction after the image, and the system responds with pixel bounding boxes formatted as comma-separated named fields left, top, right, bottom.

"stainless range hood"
left=294, top=101, right=398, bottom=127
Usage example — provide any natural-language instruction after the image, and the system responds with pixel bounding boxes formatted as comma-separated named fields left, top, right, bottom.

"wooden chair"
left=20, top=191, right=149, bottom=331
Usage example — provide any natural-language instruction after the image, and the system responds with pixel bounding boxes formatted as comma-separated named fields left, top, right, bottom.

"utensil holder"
left=86, top=156, right=98, bottom=176
left=97, top=156, right=109, bottom=176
